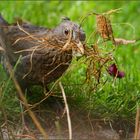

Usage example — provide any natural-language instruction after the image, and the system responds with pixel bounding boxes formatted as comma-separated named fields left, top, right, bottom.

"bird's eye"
left=64, top=29, right=69, bottom=35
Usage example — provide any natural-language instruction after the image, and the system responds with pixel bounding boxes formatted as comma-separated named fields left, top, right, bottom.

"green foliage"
left=0, top=1, right=140, bottom=122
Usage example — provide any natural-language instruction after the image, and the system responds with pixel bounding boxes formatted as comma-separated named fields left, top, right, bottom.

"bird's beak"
left=76, top=41, right=84, bottom=55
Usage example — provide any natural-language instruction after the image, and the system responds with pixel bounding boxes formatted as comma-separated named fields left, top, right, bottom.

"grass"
left=0, top=1, right=140, bottom=127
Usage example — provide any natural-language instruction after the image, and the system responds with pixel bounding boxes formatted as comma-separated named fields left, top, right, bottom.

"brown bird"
left=0, top=15, right=86, bottom=92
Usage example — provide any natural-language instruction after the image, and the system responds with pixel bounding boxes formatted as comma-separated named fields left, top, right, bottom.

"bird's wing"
left=3, top=22, right=50, bottom=64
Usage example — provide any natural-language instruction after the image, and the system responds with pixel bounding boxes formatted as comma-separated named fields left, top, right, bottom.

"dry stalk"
left=14, top=24, right=73, bottom=79
left=86, top=30, right=97, bottom=44
left=114, top=38, right=136, bottom=46
left=84, top=44, right=113, bottom=90
left=44, top=60, right=71, bottom=78
left=17, top=22, right=43, bottom=43
left=13, top=35, right=37, bottom=45
left=15, top=134, right=37, bottom=140
left=14, top=44, right=45, bottom=54
left=24, top=76, right=61, bottom=113
left=103, top=8, right=122, bottom=15
left=7, top=61, right=48, bottom=139
left=23, top=45, right=40, bottom=79
left=79, top=11, right=98, bottom=27
left=24, top=61, right=71, bottom=114
left=59, top=82, right=72, bottom=140
left=24, top=92, right=51, bottom=114
left=134, top=105, right=140, bottom=139
left=82, top=9, right=122, bottom=90
left=96, top=14, right=116, bottom=45
left=79, top=8, right=121, bottom=28
left=87, top=112, right=95, bottom=138
left=0, top=28, right=48, bottom=139
left=14, top=44, right=45, bottom=79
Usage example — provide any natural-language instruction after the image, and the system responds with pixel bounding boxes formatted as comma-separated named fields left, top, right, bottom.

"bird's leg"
left=44, top=86, right=53, bottom=98
left=44, top=86, right=51, bottom=96
left=43, top=85, right=64, bottom=115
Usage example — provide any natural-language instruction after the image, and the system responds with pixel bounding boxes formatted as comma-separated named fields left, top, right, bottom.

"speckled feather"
left=0, top=15, right=86, bottom=91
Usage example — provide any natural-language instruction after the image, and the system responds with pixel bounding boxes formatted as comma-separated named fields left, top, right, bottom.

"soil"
left=0, top=99, right=135, bottom=140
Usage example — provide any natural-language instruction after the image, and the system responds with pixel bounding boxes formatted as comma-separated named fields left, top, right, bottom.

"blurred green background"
left=0, top=1, right=140, bottom=123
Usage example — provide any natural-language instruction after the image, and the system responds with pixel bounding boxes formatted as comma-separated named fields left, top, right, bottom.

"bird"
left=0, top=14, right=86, bottom=93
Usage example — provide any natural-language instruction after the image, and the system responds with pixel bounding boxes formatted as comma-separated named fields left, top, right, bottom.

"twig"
left=134, top=105, right=140, bottom=139
left=59, top=82, right=72, bottom=140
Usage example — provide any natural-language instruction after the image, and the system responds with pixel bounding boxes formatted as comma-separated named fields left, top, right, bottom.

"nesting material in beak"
left=77, top=41, right=84, bottom=55
left=0, top=46, right=5, bottom=52
left=72, top=41, right=84, bottom=57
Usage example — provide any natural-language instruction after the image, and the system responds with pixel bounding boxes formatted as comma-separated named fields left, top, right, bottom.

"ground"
left=0, top=1, right=140, bottom=139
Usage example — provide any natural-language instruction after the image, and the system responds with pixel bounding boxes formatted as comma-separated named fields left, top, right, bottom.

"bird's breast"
left=16, top=47, right=73, bottom=85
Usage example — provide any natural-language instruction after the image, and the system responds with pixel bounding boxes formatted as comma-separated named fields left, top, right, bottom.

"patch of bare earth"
left=0, top=103, right=134, bottom=140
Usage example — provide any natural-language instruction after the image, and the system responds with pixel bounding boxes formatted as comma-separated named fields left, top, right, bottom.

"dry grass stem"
left=17, top=22, right=42, bottom=43
left=7, top=61, right=48, bottom=139
left=23, top=45, right=40, bottom=79
left=24, top=77, right=61, bottom=113
left=96, top=14, right=115, bottom=45
left=13, top=35, right=37, bottom=45
left=15, top=134, right=37, bottom=140
left=134, top=106, right=140, bottom=139
left=0, top=27, right=48, bottom=139
left=103, top=8, right=122, bottom=15
left=59, top=82, right=72, bottom=140
left=13, top=24, right=75, bottom=79
left=114, top=38, right=136, bottom=46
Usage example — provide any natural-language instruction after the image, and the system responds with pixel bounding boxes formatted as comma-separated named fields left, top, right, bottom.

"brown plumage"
left=0, top=15, right=86, bottom=91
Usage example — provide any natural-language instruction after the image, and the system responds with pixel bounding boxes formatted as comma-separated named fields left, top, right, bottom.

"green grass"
left=0, top=1, right=140, bottom=124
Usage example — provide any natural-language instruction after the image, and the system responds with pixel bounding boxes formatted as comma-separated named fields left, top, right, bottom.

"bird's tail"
left=0, top=13, right=9, bottom=26
left=0, top=13, right=9, bottom=50
left=0, top=14, right=12, bottom=74
left=0, top=13, right=10, bottom=66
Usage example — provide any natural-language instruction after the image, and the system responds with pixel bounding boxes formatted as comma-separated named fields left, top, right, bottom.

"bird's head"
left=52, top=17, right=86, bottom=56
